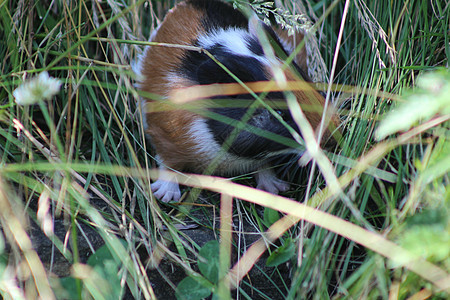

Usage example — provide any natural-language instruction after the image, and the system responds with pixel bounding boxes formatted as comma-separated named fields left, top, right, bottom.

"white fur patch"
left=188, top=118, right=222, bottom=157
left=165, top=72, right=189, bottom=94
left=149, top=22, right=161, bottom=42
left=131, top=56, right=144, bottom=81
left=132, top=47, right=149, bottom=91
left=197, top=28, right=269, bottom=65
left=187, top=118, right=260, bottom=174
left=139, top=99, right=148, bottom=130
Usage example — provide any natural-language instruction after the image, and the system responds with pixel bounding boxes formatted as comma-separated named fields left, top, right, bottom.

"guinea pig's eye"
left=275, top=110, right=285, bottom=118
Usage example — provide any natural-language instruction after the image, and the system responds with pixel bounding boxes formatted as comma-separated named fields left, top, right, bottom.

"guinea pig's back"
left=138, top=0, right=339, bottom=174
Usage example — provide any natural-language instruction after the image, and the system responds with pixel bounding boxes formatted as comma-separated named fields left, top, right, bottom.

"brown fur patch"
left=140, top=2, right=206, bottom=170
left=284, top=69, right=340, bottom=144
left=146, top=111, right=206, bottom=170
left=140, top=2, right=202, bottom=97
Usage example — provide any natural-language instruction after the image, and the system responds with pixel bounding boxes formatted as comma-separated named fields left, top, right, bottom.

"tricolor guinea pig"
left=135, top=0, right=339, bottom=202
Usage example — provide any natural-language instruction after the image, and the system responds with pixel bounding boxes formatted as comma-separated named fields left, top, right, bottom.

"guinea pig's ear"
left=247, top=14, right=309, bottom=80
left=272, top=26, right=308, bottom=73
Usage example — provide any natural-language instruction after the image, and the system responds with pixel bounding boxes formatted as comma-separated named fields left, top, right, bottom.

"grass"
left=0, top=0, right=449, bottom=299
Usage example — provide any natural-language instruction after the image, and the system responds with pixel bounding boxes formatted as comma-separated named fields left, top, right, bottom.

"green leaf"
left=398, top=225, right=450, bottom=263
left=176, top=276, right=212, bottom=300
left=85, top=241, right=126, bottom=299
left=55, top=277, right=79, bottom=300
left=375, top=69, right=450, bottom=140
left=197, top=240, right=220, bottom=283
left=51, top=241, right=128, bottom=300
left=87, top=239, right=127, bottom=267
left=266, top=240, right=295, bottom=267
left=263, top=207, right=280, bottom=227
left=420, top=137, right=450, bottom=186
left=406, top=208, right=447, bottom=228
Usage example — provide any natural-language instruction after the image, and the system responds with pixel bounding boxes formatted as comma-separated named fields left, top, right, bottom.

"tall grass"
left=0, top=0, right=449, bottom=299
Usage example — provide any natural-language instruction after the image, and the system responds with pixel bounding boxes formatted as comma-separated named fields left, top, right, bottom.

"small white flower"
left=13, top=71, right=61, bottom=105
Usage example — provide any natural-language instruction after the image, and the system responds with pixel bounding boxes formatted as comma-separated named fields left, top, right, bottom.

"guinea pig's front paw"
left=255, top=169, right=290, bottom=195
left=151, top=179, right=182, bottom=203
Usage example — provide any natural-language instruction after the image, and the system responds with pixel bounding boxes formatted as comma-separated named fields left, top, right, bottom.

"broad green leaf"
left=376, top=70, right=450, bottom=140
left=176, top=276, right=212, bottom=300
left=266, top=240, right=295, bottom=267
left=197, top=240, right=220, bottom=284
left=398, top=225, right=450, bottom=263
left=55, top=277, right=79, bottom=300
left=264, top=207, right=280, bottom=227
left=87, top=239, right=127, bottom=267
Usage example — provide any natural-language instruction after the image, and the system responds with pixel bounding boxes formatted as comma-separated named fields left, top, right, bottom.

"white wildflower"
left=13, top=71, right=61, bottom=105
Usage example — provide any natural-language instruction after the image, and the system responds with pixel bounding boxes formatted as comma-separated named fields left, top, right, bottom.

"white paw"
left=151, top=179, right=181, bottom=203
left=255, top=169, right=290, bottom=195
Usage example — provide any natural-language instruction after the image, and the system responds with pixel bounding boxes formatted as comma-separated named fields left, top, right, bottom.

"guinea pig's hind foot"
left=255, top=169, right=290, bottom=195
left=151, top=179, right=182, bottom=203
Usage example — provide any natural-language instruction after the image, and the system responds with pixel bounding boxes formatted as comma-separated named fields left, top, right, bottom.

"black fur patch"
left=187, top=0, right=248, bottom=31
left=247, top=38, right=264, bottom=56
left=179, top=0, right=304, bottom=159
left=206, top=105, right=297, bottom=158
left=191, top=46, right=267, bottom=84
left=180, top=41, right=297, bottom=158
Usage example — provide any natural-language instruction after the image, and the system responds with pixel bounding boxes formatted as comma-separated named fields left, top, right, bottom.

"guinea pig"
left=135, top=0, right=339, bottom=202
